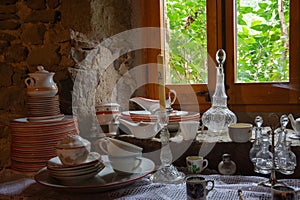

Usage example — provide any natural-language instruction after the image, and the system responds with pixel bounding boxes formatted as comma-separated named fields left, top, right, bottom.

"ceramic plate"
left=47, top=152, right=101, bottom=170
left=35, top=157, right=155, bottom=192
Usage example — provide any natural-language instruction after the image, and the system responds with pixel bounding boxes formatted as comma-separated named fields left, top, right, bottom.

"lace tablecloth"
left=1, top=168, right=300, bottom=200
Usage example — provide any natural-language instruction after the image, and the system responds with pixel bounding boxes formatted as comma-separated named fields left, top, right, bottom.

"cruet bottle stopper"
left=202, top=49, right=237, bottom=134
left=218, top=153, right=236, bottom=175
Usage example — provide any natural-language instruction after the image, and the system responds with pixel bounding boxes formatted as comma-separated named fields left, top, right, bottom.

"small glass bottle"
left=255, top=134, right=273, bottom=174
left=274, top=114, right=289, bottom=169
left=249, top=116, right=263, bottom=171
left=218, top=154, right=236, bottom=175
left=278, top=141, right=296, bottom=175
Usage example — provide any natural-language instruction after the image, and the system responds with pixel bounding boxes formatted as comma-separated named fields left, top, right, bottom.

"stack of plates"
left=120, top=110, right=200, bottom=123
left=47, top=152, right=105, bottom=185
left=27, top=95, right=63, bottom=122
left=119, top=110, right=200, bottom=132
left=10, top=115, right=79, bottom=173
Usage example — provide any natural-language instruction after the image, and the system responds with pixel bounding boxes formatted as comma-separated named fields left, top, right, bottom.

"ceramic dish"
left=35, top=157, right=155, bottom=192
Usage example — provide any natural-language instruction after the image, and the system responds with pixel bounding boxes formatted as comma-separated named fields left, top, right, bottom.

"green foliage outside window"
left=237, top=0, right=289, bottom=83
left=166, top=0, right=289, bottom=84
left=166, top=0, right=207, bottom=84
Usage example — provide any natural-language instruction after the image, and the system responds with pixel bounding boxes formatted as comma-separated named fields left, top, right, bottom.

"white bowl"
left=228, top=123, right=253, bottom=143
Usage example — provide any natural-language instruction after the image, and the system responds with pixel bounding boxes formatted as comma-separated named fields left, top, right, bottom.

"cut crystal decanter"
left=202, top=49, right=237, bottom=133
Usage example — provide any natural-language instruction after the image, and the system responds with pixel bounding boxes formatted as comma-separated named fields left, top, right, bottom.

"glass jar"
left=218, top=154, right=236, bottom=175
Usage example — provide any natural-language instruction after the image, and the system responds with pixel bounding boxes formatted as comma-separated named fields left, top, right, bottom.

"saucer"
left=47, top=152, right=101, bottom=169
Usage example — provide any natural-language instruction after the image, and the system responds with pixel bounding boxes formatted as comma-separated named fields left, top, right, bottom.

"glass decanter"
left=255, top=133, right=273, bottom=174
left=202, top=49, right=237, bottom=134
left=277, top=141, right=297, bottom=175
left=249, top=116, right=263, bottom=173
left=274, top=115, right=288, bottom=169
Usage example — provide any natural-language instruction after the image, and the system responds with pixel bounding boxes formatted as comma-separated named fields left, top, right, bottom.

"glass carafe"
left=202, top=49, right=237, bottom=133
left=255, top=133, right=273, bottom=174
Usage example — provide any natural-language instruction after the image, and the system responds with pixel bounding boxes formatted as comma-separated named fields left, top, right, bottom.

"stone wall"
left=0, top=0, right=135, bottom=169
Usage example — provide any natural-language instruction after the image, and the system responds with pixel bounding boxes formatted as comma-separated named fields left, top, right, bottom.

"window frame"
left=140, top=0, right=300, bottom=113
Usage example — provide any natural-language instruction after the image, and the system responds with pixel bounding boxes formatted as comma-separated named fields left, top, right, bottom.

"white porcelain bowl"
left=228, top=123, right=253, bottom=143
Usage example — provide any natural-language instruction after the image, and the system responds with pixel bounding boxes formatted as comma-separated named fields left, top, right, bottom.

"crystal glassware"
left=249, top=116, right=263, bottom=173
left=202, top=49, right=237, bottom=134
left=149, top=110, right=185, bottom=184
left=274, top=115, right=289, bottom=169
left=255, top=133, right=273, bottom=174
left=277, top=141, right=297, bottom=175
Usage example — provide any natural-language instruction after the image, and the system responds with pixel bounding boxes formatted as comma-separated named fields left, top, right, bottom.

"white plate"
left=35, top=157, right=155, bottom=192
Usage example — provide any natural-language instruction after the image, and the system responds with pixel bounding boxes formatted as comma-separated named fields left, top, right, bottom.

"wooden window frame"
left=140, top=0, right=300, bottom=113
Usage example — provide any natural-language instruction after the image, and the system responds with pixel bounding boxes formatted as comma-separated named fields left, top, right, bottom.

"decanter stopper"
left=216, top=49, right=226, bottom=66
left=280, top=114, right=288, bottom=131
left=255, top=116, right=263, bottom=128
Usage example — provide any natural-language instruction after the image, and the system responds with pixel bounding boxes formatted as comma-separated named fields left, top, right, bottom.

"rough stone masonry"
left=0, top=0, right=136, bottom=169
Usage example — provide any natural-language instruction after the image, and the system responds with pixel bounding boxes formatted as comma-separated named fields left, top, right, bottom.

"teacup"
left=97, top=137, right=143, bottom=157
left=109, top=155, right=143, bottom=173
left=271, top=185, right=300, bottom=200
left=56, top=134, right=91, bottom=166
left=186, top=156, right=208, bottom=174
left=179, top=121, right=200, bottom=140
left=95, top=103, right=120, bottom=125
left=228, top=123, right=253, bottom=143
left=186, top=175, right=214, bottom=200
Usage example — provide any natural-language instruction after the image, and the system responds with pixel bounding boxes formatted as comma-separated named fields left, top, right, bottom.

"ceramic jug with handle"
left=288, top=114, right=300, bottom=136
left=24, top=66, right=58, bottom=97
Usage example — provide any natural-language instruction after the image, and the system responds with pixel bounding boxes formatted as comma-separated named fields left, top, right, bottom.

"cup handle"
left=206, top=180, right=214, bottom=194
left=97, top=138, right=109, bottom=155
left=169, top=89, right=177, bottom=105
left=202, top=159, right=208, bottom=170
left=24, top=77, right=35, bottom=87
left=132, top=157, right=143, bottom=171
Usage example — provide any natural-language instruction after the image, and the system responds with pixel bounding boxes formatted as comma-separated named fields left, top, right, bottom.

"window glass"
left=166, top=0, right=207, bottom=84
left=236, top=0, right=290, bottom=83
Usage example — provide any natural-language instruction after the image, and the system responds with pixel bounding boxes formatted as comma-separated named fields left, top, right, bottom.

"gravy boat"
left=130, top=90, right=177, bottom=113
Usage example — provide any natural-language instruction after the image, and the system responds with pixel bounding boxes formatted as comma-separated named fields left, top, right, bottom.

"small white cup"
left=228, top=123, right=253, bottom=143
left=97, top=137, right=143, bottom=157
left=179, top=121, right=200, bottom=140
left=109, top=155, right=143, bottom=173
left=186, top=156, right=208, bottom=174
